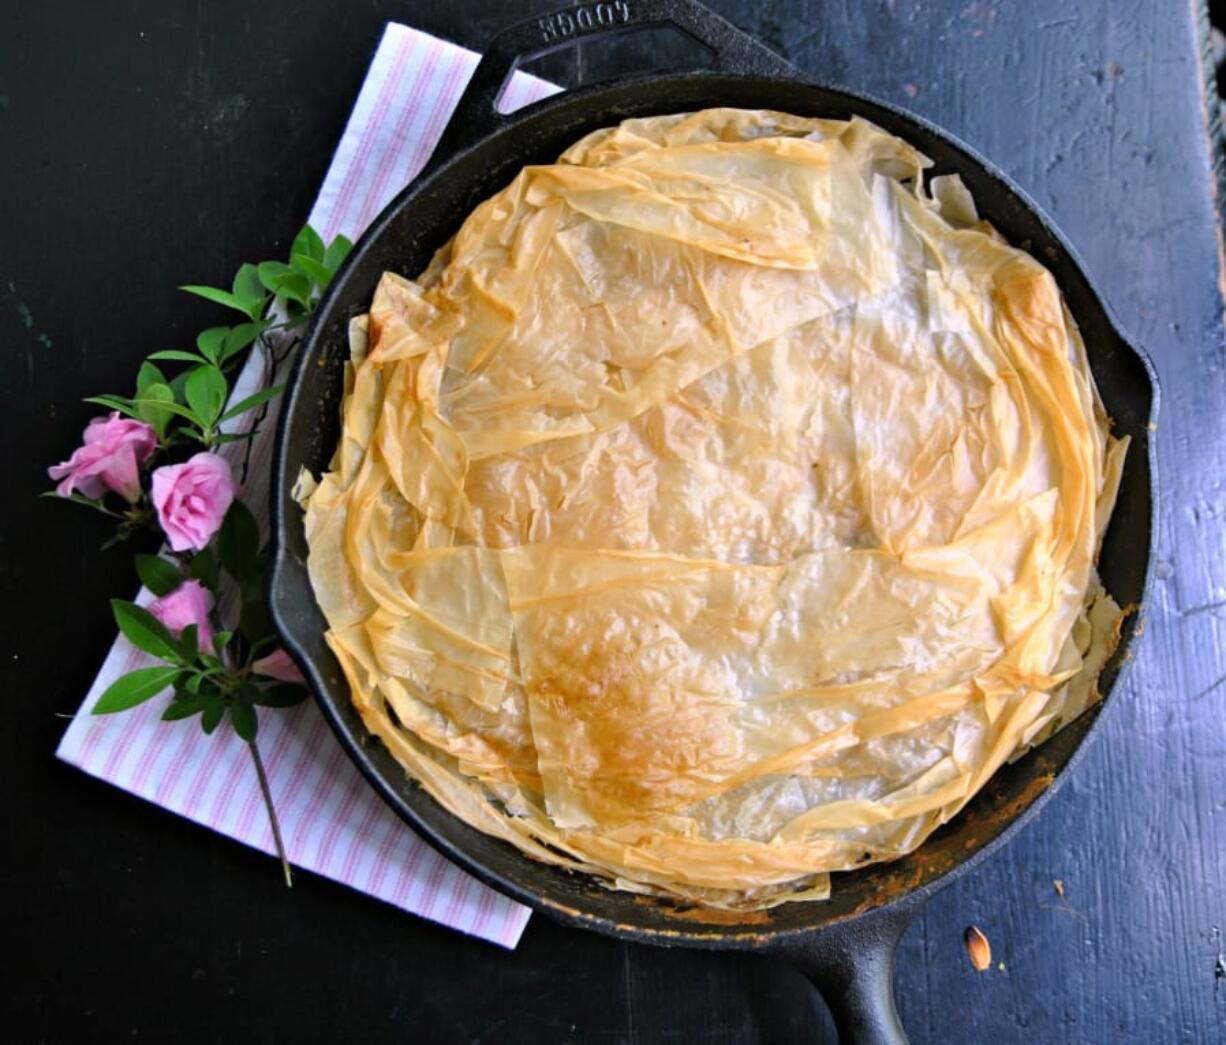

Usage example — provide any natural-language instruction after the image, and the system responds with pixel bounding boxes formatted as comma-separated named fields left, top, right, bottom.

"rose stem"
left=248, top=737, right=293, bottom=888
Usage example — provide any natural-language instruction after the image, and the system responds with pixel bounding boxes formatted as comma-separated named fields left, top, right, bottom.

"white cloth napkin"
left=57, top=22, right=560, bottom=949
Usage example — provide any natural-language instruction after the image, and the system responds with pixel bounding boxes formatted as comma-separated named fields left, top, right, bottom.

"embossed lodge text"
left=538, top=1, right=632, bottom=43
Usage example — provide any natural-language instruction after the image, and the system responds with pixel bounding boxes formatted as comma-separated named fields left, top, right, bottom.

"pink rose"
left=251, top=648, right=306, bottom=684
left=151, top=452, right=235, bottom=552
left=148, top=579, right=214, bottom=653
left=48, top=412, right=157, bottom=502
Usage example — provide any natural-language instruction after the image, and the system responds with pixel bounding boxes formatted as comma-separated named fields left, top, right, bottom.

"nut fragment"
left=963, top=925, right=992, bottom=972
left=1053, top=879, right=1065, bottom=898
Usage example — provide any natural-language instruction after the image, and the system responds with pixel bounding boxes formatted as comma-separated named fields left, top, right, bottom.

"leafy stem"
left=48, top=223, right=351, bottom=886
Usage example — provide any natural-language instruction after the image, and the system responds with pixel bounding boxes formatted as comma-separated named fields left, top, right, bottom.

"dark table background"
left=5, top=1, right=1226, bottom=1041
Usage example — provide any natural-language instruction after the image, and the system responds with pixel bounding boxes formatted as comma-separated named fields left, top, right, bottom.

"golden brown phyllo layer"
left=299, top=109, right=1127, bottom=909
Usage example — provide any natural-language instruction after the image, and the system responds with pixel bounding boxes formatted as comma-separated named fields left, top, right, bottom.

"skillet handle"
left=767, top=904, right=917, bottom=1045
left=433, top=0, right=795, bottom=162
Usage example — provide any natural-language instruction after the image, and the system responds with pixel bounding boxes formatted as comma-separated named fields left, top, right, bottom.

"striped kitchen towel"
left=56, top=22, right=559, bottom=950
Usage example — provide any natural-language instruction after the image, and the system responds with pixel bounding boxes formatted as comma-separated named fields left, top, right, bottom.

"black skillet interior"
left=269, top=0, right=1156, bottom=975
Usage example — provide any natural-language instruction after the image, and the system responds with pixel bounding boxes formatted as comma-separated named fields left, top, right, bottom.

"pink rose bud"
left=148, top=579, right=214, bottom=653
left=251, top=648, right=306, bottom=684
left=47, top=412, right=157, bottom=502
left=151, top=452, right=235, bottom=552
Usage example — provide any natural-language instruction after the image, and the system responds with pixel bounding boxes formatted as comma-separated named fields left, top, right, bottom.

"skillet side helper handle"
left=432, top=0, right=796, bottom=162
left=768, top=902, right=917, bottom=1045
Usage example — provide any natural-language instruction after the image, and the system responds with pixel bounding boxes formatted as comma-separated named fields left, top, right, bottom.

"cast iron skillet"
left=268, top=2, right=1159, bottom=1040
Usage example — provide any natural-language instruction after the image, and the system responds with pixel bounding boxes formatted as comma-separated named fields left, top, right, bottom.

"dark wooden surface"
left=5, top=1, right=1225, bottom=1041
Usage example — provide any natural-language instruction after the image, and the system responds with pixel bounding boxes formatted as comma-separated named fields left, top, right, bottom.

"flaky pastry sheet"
left=302, top=109, right=1126, bottom=908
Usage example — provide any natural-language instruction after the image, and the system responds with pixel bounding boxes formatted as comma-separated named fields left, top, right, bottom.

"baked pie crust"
left=300, top=109, right=1126, bottom=908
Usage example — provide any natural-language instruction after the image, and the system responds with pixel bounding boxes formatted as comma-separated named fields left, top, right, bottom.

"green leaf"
left=257, top=261, right=311, bottom=308
left=185, top=672, right=205, bottom=694
left=180, top=284, right=252, bottom=316
left=188, top=546, right=218, bottom=589
left=179, top=623, right=199, bottom=663
left=221, top=321, right=266, bottom=362
left=200, top=694, right=225, bottom=734
left=232, top=264, right=266, bottom=315
left=253, top=683, right=308, bottom=707
left=276, top=272, right=312, bottom=308
left=111, top=599, right=184, bottom=662
left=139, top=387, right=200, bottom=425
left=136, top=382, right=177, bottom=437
left=241, top=574, right=264, bottom=607
left=218, top=383, right=284, bottom=423
left=184, top=365, right=227, bottom=426
left=291, top=253, right=334, bottom=291
left=168, top=369, right=191, bottom=405
left=213, top=630, right=233, bottom=652
left=84, top=394, right=143, bottom=422
left=162, top=694, right=207, bottom=721
left=196, top=327, right=230, bottom=364
left=42, top=490, right=121, bottom=516
left=292, top=224, right=325, bottom=263
left=93, top=666, right=183, bottom=714
left=229, top=698, right=258, bottom=741
left=211, top=430, right=258, bottom=445
left=248, top=633, right=278, bottom=656
left=134, top=553, right=183, bottom=597
left=257, top=260, right=293, bottom=292
left=240, top=598, right=272, bottom=645
left=137, top=361, right=166, bottom=395
left=147, top=349, right=208, bottom=365
left=323, top=234, right=353, bottom=274
left=218, top=499, right=260, bottom=581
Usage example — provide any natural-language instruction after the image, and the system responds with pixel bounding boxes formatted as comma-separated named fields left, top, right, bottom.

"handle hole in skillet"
left=501, top=24, right=716, bottom=113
